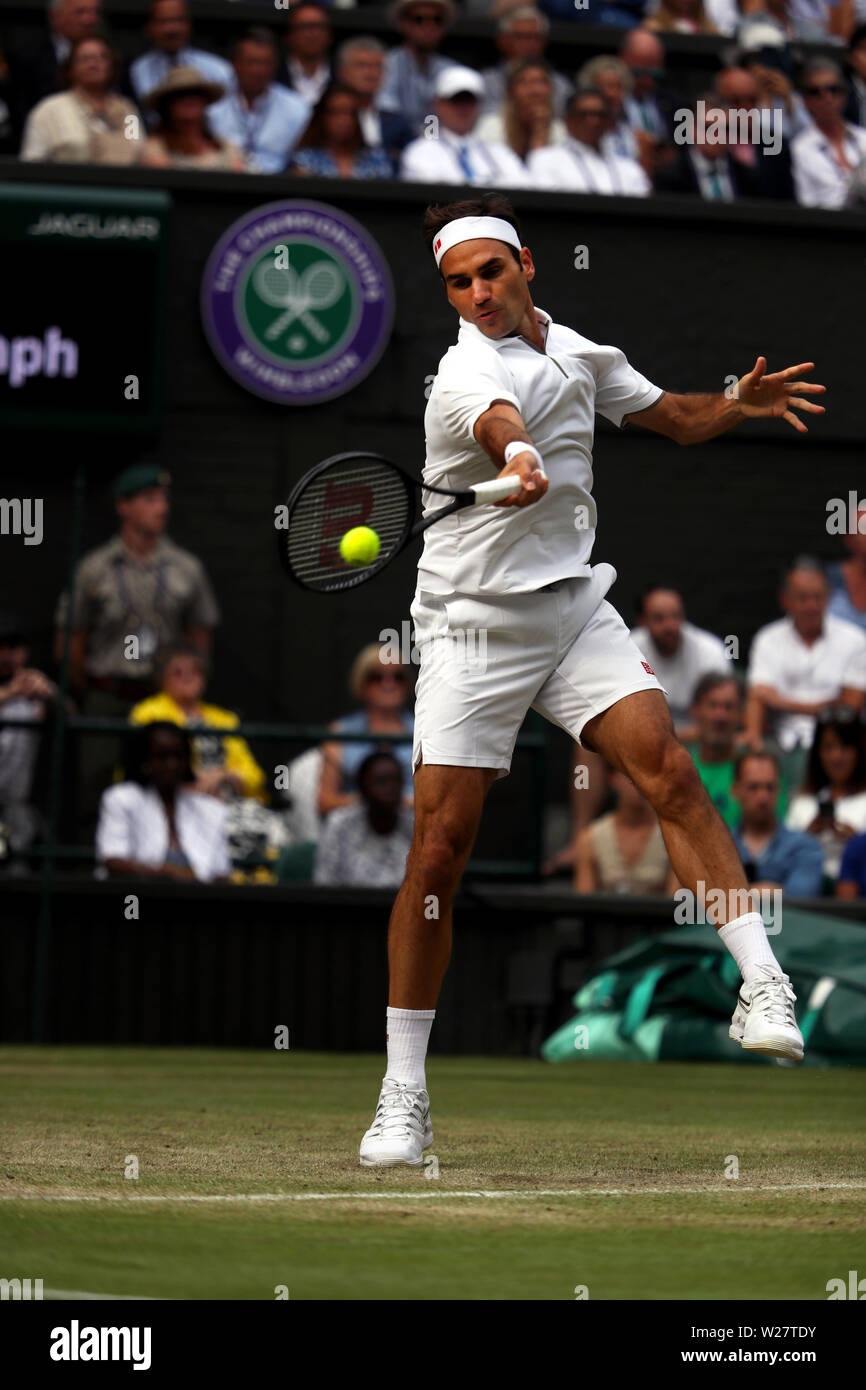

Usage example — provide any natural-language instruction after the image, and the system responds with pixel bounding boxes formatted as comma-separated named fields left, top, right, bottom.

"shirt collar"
left=458, top=306, right=552, bottom=352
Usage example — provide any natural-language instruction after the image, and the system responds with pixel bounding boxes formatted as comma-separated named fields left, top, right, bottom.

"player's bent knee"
left=644, top=741, right=703, bottom=817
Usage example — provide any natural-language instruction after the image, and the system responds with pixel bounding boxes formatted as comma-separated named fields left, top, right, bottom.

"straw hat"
left=145, top=65, right=225, bottom=110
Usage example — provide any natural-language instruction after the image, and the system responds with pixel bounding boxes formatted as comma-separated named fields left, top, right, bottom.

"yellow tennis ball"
left=340, top=525, right=381, bottom=566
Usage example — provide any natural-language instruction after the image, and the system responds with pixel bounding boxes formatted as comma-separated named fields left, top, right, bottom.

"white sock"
left=718, top=911, right=782, bottom=984
left=385, top=1006, right=435, bottom=1090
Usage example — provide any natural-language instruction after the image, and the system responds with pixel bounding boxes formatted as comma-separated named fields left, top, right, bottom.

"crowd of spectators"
left=3, top=465, right=866, bottom=901
left=2, top=0, right=866, bottom=207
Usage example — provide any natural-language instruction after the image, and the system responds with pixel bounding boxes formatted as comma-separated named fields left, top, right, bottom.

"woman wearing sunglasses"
left=318, top=644, right=415, bottom=816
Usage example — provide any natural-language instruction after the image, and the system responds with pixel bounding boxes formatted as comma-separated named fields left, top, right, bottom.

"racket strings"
left=284, top=459, right=412, bottom=591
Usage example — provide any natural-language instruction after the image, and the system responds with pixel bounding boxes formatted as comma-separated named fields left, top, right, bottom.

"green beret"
left=112, top=465, right=172, bottom=500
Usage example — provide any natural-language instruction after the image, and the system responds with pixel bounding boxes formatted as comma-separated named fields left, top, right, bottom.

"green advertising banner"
left=0, top=182, right=169, bottom=432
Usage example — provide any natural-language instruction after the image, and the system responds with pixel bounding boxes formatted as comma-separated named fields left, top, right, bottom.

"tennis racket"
left=277, top=450, right=524, bottom=592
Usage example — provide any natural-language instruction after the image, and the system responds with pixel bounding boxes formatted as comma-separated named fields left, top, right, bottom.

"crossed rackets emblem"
left=253, top=258, right=345, bottom=346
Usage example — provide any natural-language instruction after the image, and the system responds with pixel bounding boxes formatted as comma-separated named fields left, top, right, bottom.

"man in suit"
left=277, top=2, right=332, bottom=106
left=844, top=24, right=866, bottom=127
left=715, top=65, right=795, bottom=200
left=656, top=90, right=766, bottom=201
left=8, top=0, right=102, bottom=141
left=335, top=36, right=413, bottom=172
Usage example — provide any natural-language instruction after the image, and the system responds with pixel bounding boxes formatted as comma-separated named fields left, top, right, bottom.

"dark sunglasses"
left=407, top=11, right=446, bottom=23
left=366, top=669, right=408, bottom=684
left=804, top=83, right=844, bottom=96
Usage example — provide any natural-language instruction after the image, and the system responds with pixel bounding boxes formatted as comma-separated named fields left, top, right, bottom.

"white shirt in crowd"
left=96, top=782, right=230, bottom=882
left=791, top=123, right=866, bottom=208
left=420, top=307, right=663, bottom=598
left=314, top=804, right=414, bottom=886
left=630, top=622, right=730, bottom=722
left=400, top=125, right=530, bottom=186
left=284, top=57, right=331, bottom=106
left=786, top=789, right=866, bottom=879
left=0, top=695, right=43, bottom=803
left=747, top=614, right=866, bottom=751
left=528, top=136, right=650, bottom=196
left=129, top=47, right=235, bottom=106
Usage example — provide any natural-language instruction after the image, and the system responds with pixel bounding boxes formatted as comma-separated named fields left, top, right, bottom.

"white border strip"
left=1, top=1181, right=864, bottom=1204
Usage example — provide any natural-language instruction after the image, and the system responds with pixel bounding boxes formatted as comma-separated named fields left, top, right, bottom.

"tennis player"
left=360, top=193, right=826, bottom=1167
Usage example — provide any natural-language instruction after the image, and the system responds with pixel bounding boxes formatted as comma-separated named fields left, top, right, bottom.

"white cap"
left=737, top=19, right=786, bottom=51
left=434, top=66, right=485, bottom=101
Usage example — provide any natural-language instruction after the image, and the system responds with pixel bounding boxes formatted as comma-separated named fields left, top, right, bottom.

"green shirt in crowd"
left=688, top=745, right=788, bottom=831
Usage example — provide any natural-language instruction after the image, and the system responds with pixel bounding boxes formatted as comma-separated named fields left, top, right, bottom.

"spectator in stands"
left=475, top=59, right=566, bottom=160
left=7, top=0, right=102, bottom=140
left=742, top=0, right=857, bottom=43
left=0, top=615, right=61, bottom=863
left=129, top=644, right=265, bottom=801
left=314, top=751, right=413, bottom=887
left=785, top=707, right=866, bottom=881
left=643, top=0, right=718, bottom=32
left=278, top=3, right=333, bottom=106
left=688, top=672, right=788, bottom=829
left=836, top=825, right=866, bottom=895
left=400, top=65, right=530, bottom=184
left=20, top=34, right=143, bottom=164
left=141, top=67, right=243, bottom=170
left=575, top=767, right=677, bottom=895
left=737, top=27, right=811, bottom=143
left=827, top=503, right=866, bottom=633
left=55, top=463, right=220, bottom=829
left=481, top=8, right=571, bottom=118
left=127, top=0, right=233, bottom=112
left=576, top=55, right=639, bottom=162
left=731, top=748, right=824, bottom=896
left=96, top=721, right=230, bottom=882
left=207, top=28, right=310, bottom=173
left=655, top=90, right=764, bottom=199
left=529, top=86, right=650, bottom=192
left=630, top=585, right=731, bottom=739
left=289, top=81, right=393, bottom=177
left=335, top=36, right=414, bottom=171
left=713, top=66, right=795, bottom=199
left=792, top=58, right=866, bottom=207
left=379, top=0, right=454, bottom=134
left=844, top=24, right=866, bottom=126
left=745, top=558, right=866, bottom=783
left=619, top=29, right=682, bottom=144
left=318, top=644, right=414, bottom=817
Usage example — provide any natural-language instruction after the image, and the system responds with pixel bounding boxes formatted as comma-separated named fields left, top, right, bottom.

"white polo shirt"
left=528, top=138, right=650, bottom=198
left=418, top=306, right=663, bottom=597
left=747, top=614, right=866, bottom=750
left=630, top=621, right=730, bottom=722
left=791, top=123, right=866, bottom=209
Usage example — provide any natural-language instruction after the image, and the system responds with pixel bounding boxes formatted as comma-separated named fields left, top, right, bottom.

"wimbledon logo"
left=201, top=200, right=394, bottom=406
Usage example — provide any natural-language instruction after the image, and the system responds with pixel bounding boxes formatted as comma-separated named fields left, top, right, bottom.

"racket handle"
left=470, top=476, right=525, bottom=503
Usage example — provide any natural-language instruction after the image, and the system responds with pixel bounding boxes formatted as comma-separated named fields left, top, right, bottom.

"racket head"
left=278, top=452, right=416, bottom=592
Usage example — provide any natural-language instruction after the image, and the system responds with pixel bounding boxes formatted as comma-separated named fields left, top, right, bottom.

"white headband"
left=432, top=216, right=522, bottom=269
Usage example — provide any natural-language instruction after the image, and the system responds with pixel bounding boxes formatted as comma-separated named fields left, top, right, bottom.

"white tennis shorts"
left=410, top=561, right=667, bottom=779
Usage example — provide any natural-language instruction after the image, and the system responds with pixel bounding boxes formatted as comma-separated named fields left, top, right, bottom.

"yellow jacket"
left=129, top=693, right=267, bottom=801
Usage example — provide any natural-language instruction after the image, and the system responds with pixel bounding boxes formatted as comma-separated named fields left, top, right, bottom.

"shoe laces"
left=369, top=1083, right=426, bottom=1138
left=750, top=970, right=797, bottom=1026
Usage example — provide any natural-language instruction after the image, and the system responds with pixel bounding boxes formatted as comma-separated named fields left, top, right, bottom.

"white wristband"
left=503, top=440, right=545, bottom=472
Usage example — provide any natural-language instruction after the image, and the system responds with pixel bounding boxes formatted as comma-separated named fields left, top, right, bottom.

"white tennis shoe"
left=729, top=965, right=804, bottom=1061
left=359, top=1077, right=433, bottom=1167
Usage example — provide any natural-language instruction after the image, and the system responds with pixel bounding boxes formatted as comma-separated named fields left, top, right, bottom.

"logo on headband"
left=201, top=200, right=394, bottom=406
left=434, top=237, right=442, bottom=253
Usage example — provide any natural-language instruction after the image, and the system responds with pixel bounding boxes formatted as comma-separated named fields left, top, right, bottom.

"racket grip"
left=471, top=476, right=524, bottom=503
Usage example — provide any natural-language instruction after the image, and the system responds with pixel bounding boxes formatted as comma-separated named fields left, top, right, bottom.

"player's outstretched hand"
left=736, top=357, right=826, bottom=433
left=492, top=452, right=549, bottom=508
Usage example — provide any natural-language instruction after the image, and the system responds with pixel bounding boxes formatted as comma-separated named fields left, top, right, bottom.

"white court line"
left=42, top=1289, right=158, bottom=1301
left=1, top=1181, right=865, bottom=1204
